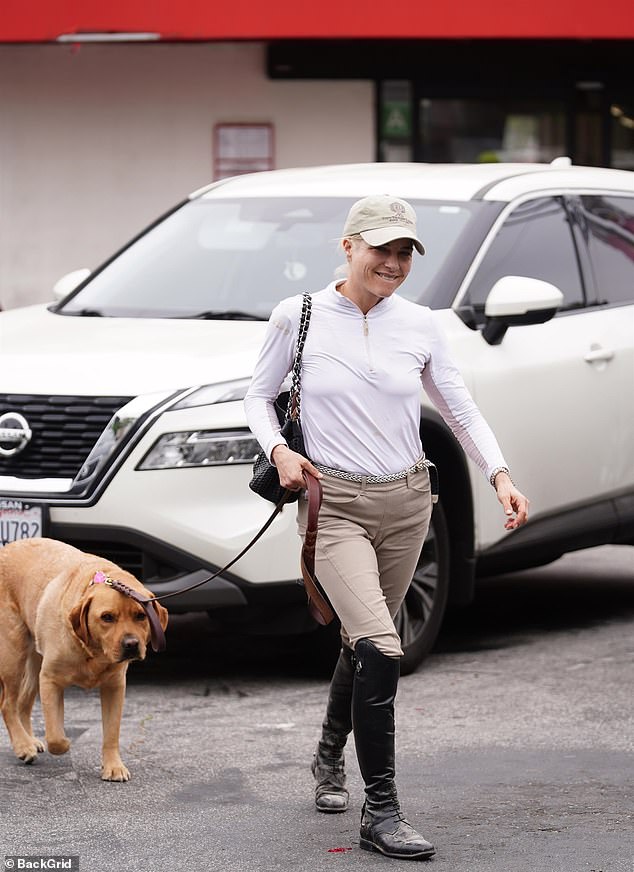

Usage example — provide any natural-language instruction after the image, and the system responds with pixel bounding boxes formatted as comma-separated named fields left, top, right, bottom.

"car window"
left=578, top=195, right=634, bottom=306
left=57, top=198, right=493, bottom=318
left=466, top=197, right=585, bottom=317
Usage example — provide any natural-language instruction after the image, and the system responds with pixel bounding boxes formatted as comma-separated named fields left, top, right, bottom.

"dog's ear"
left=152, top=601, right=169, bottom=631
left=69, top=593, right=93, bottom=651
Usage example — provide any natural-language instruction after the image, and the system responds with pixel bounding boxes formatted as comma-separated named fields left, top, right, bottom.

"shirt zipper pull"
left=363, top=316, right=369, bottom=336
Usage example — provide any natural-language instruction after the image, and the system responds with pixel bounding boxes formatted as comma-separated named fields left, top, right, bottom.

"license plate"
left=0, top=500, right=45, bottom=546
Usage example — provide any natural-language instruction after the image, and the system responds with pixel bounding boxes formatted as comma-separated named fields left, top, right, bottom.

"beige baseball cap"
left=342, top=194, right=425, bottom=255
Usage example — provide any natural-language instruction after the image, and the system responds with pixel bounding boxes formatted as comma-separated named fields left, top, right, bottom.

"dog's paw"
left=47, top=737, right=71, bottom=755
left=101, top=761, right=131, bottom=782
left=16, top=743, right=40, bottom=764
left=14, top=733, right=46, bottom=763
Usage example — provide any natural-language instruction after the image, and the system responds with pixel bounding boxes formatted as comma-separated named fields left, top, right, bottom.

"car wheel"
left=396, top=500, right=451, bottom=676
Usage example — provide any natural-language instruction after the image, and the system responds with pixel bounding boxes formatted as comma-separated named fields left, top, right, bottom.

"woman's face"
left=343, top=236, right=413, bottom=307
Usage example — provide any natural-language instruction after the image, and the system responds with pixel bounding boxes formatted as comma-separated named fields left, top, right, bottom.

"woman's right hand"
left=271, top=445, right=323, bottom=492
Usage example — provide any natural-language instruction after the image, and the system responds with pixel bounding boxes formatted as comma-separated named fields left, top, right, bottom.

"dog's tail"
left=17, top=647, right=42, bottom=710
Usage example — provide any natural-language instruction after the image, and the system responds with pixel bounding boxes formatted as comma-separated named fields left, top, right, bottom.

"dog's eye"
left=134, top=612, right=147, bottom=622
left=101, top=613, right=116, bottom=623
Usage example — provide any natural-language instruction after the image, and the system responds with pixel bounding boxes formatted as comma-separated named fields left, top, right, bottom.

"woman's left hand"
left=494, top=471, right=529, bottom=530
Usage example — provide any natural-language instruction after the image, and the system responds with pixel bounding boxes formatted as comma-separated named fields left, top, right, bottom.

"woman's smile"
left=375, top=270, right=401, bottom=282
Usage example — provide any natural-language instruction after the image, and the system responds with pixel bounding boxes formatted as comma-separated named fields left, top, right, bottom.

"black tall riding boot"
left=311, top=646, right=354, bottom=812
left=352, top=638, right=435, bottom=860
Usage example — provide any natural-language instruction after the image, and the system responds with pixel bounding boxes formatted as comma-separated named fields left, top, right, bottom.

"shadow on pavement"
left=436, top=545, right=634, bottom=653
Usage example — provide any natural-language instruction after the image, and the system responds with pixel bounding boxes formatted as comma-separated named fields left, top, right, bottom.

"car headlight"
left=171, top=379, right=252, bottom=410
left=137, top=430, right=260, bottom=470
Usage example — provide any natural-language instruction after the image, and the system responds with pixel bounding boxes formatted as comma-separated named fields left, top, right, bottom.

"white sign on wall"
left=214, top=123, right=274, bottom=179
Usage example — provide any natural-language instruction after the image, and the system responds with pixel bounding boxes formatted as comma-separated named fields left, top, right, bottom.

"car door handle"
left=584, top=344, right=614, bottom=364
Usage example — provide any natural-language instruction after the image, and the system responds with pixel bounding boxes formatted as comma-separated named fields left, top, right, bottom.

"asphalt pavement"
left=1, top=544, right=633, bottom=872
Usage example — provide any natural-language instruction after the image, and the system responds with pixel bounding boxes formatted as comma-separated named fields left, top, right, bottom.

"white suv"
left=1, top=162, right=633, bottom=673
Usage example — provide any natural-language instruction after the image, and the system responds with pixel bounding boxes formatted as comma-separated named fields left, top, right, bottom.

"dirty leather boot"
left=311, top=646, right=354, bottom=812
left=352, top=638, right=435, bottom=860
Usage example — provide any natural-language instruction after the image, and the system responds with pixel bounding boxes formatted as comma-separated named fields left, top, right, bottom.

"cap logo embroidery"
left=384, top=200, right=413, bottom=226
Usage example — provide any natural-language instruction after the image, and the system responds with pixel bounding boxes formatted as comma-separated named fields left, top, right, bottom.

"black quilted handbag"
left=249, top=293, right=312, bottom=505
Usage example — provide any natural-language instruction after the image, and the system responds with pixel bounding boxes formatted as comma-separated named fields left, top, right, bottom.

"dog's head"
left=69, top=571, right=169, bottom=663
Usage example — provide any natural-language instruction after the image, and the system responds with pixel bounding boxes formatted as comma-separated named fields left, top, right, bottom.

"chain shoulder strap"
left=286, top=292, right=312, bottom=422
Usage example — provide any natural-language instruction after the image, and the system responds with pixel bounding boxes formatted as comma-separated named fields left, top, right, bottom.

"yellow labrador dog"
left=0, top=537, right=168, bottom=781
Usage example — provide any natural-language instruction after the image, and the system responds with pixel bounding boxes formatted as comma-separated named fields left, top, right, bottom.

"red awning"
left=2, top=0, right=634, bottom=41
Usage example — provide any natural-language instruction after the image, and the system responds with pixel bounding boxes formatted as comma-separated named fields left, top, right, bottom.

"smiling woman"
left=244, top=191, right=529, bottom=859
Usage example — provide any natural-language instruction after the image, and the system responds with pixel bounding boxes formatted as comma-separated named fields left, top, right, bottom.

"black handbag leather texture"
left=249, top=294, right=312, bottom=505
left=250, top=415, right=306, bottom=505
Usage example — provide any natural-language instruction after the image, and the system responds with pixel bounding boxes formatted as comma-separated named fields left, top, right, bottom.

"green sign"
left=381, top=100, right=412, bottom=139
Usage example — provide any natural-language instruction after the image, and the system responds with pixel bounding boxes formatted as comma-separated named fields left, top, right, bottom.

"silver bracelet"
left=490, top=466, right=513, bottom=487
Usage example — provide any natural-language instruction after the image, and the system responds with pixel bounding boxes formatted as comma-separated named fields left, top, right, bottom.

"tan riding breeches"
left=297, top=467, right=433, bottom=658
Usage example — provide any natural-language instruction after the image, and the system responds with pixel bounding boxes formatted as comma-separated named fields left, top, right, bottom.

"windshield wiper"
left=184, top=310, right=268, bottom=321
left=63, top=308, right=268, bottom=320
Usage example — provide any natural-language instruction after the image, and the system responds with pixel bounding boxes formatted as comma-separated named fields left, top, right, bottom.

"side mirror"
left=482, top=276, right=564, bottom=345
left=52, top=268, right=91, bottom=302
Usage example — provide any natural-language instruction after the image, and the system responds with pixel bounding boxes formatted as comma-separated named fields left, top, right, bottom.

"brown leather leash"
left=300, top=471, right=335, bottom=626
left=92, top=470, right=334, bottom=653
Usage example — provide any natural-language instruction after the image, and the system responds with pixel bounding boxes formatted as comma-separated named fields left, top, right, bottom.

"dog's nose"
left=121, top=635, right=141, bottom=659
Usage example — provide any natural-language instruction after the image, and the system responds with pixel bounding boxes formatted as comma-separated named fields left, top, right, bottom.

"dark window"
left=417, top=98, right=566, bottom=164
left=579, top=195, right=634, bottom=305
left=467, top=197, right=585, bottom=316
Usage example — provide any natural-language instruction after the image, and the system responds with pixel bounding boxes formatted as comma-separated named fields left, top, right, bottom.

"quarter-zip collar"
left=330, top=280, right=396, bottom=317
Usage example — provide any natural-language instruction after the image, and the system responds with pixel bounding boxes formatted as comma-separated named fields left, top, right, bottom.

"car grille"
left=55, top=536, right=185, bottom=584
left=73, top=540, right=146, bottom=577
left=0, top=394, right=133, bottom=480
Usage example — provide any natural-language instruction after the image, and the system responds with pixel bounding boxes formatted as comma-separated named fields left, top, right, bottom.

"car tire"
left=396, top=500, right=451, bottom=676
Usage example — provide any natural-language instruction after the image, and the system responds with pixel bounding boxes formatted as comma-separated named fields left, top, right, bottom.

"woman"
left=244, top=194, right=529, bottom=861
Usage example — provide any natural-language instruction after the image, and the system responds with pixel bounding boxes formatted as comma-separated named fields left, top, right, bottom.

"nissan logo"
left=0, top=412, right=32, bottom=457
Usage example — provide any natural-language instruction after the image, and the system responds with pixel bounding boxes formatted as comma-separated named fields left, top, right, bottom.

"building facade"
left=1, top=1, right=632, bottom=308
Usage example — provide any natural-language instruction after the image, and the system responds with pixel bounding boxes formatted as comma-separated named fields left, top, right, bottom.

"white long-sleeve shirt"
left=244, top=281, right=508, bottom=480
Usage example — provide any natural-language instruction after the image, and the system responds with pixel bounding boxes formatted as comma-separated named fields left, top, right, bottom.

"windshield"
left=59, top=197, right=494, bottom=318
